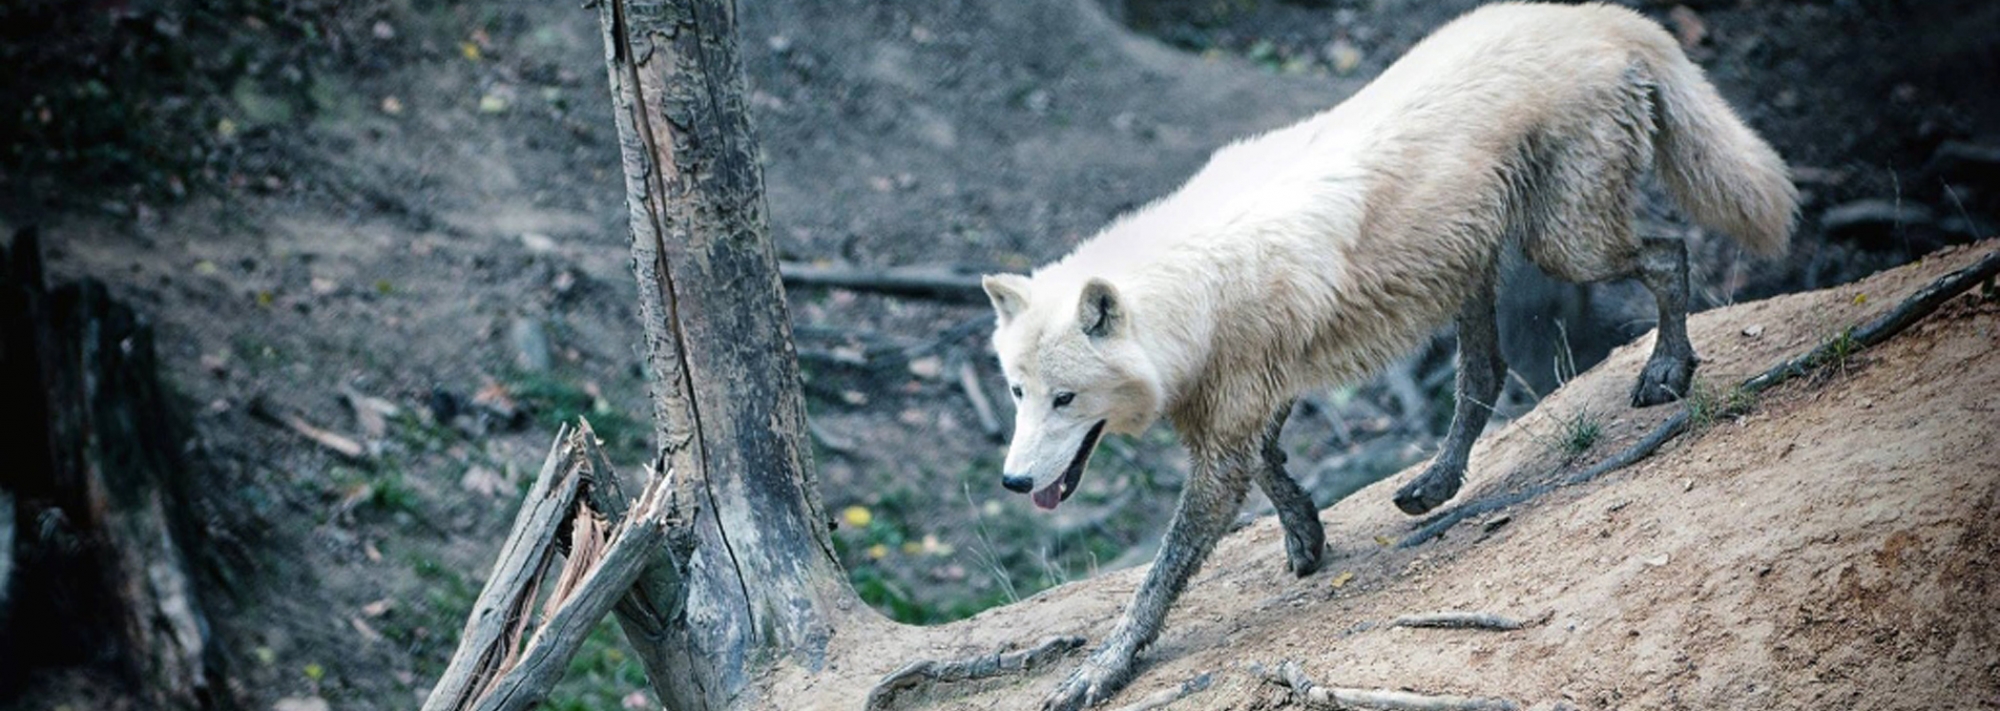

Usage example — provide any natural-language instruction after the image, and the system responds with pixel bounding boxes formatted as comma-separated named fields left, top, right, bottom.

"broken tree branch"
left=423, top=421, right=692, bottom=711
left=1112, top=672, right=1215, bottom=711
left=464, top=468, right=682, bottom=711
left=422, top=425, right=586, bottom=711
left=1403, top=244, right=2000, bottom=547
left=780, top=262, right=989, bottom=303
left=1390, top=612, right=1524, bottom=631
left=863, top=635, right=1085, bottom=711
left=1254, top=660, right=1519, bottom=711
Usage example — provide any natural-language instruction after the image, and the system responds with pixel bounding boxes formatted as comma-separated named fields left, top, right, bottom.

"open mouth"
left=1031, top=420, right=1106, bottom=510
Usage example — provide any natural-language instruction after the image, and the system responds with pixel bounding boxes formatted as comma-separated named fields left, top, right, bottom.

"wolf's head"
left=982, top=273, right=1163, bottom=510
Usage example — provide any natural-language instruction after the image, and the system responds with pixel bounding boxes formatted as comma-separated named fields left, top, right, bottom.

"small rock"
left=273, top=697, right=330, bottom=711
left=519, top=232, right=557, bottom=253
left=1742, top=323, right=1764, bottom=338
left=1325, top=38, right=1362, bottom=75
left=1642, top=553, right=1671, bottom=568
left=1482, top=514, right=1512, bottom=532
left=201, top=350, right=231, bottom=378
left=371, top=20, right=396, bottom=40
left=906, top=355, right=943, bottom=379
left=510, top=318, right=552, bottom=373
left=1682, top=478, right=1695, bottom=492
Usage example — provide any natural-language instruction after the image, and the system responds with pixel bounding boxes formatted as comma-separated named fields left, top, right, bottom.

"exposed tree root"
left=1390, top=612, right=1524, bottom=631
left=1254, top=660, right=1519, bottom=710
left=1403, top=245, right=2000, bottom=548
left=863, top=635, right=1086, bottom=711
left=1111, top=672, right=1215, bottom=711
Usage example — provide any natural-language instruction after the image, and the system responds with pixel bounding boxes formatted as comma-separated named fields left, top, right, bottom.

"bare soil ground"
left=792, top=242, right=2000, bottom=710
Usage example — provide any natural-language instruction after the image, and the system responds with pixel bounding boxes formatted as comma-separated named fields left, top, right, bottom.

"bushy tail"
left=1644, top=43, right=1797, bottom=256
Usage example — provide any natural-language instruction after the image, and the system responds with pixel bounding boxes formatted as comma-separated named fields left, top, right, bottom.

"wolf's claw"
left=1630, top=351, right=1696, bottom=407
left=1282, top=520, right=1325, bottom=576
left=1393, top=460, right=1465, bottom=516
left=1042, top=655, right=1132, bottom=711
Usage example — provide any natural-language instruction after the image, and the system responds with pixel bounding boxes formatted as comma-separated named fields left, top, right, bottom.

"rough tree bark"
left=0, top=228, right=225, bottom=709
left=591, top=0, right=866, bottom=707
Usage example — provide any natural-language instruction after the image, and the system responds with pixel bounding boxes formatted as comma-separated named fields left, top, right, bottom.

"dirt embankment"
left=788, top=242, right=2000, bottom=710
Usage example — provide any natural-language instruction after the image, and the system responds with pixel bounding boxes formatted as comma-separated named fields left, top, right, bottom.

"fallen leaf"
left=459, top=42, right=481, bottom=61
left=1330, top=570, right=1355, bottom=589
left=1374, top=535, right=1394, bottom=547
left=361, top=599, right=394, bottom=617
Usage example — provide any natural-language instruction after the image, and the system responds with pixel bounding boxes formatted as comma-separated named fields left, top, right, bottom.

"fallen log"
left=780, top=261, right=990, bottom=303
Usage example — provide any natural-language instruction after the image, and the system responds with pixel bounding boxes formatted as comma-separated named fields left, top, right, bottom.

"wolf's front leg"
left=1042, top=451, right=1254, bottom=710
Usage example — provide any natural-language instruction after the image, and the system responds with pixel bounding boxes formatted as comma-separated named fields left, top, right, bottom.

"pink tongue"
left=1032, top=483, right=1062, bottom=510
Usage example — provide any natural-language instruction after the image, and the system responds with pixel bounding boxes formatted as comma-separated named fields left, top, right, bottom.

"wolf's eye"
left=1010, top=385, right=1023, bottom=399
left=1053, top=392, right=1075, bottom=408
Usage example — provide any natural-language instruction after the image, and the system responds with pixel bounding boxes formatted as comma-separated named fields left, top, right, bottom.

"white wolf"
left=981, top=3, right=1795, bottom=708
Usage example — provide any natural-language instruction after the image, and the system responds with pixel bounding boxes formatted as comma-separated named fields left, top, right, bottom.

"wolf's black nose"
left=1000, top=473, right=1035, bottom=493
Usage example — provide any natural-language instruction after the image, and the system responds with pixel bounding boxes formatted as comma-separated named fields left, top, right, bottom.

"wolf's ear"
left=982, top=274, right=1031, bottom=325
left=1077, top=278, right=1124, bottom=339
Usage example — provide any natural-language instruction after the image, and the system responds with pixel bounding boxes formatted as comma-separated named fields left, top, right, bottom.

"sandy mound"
left=787, top=240, right=2000, bottom=710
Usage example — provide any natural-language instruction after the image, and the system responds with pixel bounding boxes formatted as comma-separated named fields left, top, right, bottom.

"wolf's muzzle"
left=1000, top=473, right=1035, bottom=493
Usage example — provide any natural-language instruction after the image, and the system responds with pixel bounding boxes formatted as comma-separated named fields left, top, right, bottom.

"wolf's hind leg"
left=1256, top=403, right=1324, bottom=576
left=1630, top=235, right=1697, bottom=406
left=1394, top=273, right=1504, bottom=516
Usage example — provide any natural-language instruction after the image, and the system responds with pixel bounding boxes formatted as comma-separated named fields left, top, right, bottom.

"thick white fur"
left=988, top=2, right=1795, bottom=495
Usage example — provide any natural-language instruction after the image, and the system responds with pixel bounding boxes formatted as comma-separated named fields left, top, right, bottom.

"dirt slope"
left=784, top=241, right=2000, bottom=710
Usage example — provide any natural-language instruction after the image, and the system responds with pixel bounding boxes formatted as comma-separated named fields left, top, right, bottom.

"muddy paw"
left=1042, top=656, right=1132, bottom=711
left=1631, top=353, right=1696, bottom=408
left=1393, top=461, right=1465, bottom=516
left=1282, top=518, right=1326, bottom=577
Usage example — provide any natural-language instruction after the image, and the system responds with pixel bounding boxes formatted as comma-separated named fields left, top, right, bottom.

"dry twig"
left=1390, top=612, right=1524, bottom=631
left=1254, top=660, right=1519, bottom=711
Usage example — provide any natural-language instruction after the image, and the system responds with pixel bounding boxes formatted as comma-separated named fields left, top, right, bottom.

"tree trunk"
left=0, top=228, right=226, bottom=709
left=590, top=0, right=865, bottom=708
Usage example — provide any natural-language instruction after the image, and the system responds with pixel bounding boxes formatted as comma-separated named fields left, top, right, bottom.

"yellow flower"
left=842, top=505, right=873, bottom=528
left=867, top=544, right=889, bottom=560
